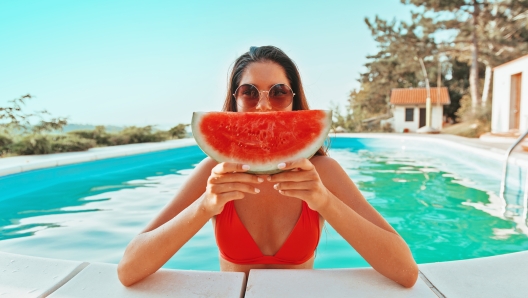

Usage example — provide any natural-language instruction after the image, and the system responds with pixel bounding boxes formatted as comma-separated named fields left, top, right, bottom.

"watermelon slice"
left=191, top=110, right=332, bottom=174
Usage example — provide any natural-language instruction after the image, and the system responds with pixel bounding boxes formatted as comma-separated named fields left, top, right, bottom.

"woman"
left=117, top=46, right=418, bottom=288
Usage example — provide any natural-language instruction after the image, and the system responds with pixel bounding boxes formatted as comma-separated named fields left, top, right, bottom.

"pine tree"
left=401, top=0, right=528, bottom=110
left=346, top=15, right=440, bottom=130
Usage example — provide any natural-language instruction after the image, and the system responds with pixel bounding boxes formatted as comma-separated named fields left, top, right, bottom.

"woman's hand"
left=201, top=162, right=263, bottom=216
left=268, top=158, right=331, bottom=211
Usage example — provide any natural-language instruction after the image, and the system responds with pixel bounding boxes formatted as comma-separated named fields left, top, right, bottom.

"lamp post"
left=417, top=58, right=439, bottom=134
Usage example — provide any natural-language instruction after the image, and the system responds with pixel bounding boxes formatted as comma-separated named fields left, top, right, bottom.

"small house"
left=390, top=88, right=450, bottom=133
left=492, top=55, right=528, bottom=133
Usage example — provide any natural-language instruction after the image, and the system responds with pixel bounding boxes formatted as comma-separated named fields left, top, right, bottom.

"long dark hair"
left=222, top=46, right=327, bottom=156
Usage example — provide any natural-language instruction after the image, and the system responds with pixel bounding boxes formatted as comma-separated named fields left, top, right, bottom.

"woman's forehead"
left=239, top=61, right=290, bottom=88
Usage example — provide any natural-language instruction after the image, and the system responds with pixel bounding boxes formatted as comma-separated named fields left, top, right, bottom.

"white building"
left=491, top=55, right=528, bottom=133
left=390, top=87, right=450, bottom=133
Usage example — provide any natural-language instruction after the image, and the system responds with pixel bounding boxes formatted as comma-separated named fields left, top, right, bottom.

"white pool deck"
left=1, top=133, right=528, bottom=297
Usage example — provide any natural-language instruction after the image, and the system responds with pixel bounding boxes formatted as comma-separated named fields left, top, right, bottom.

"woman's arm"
left=117, top=158, right=262, bottom=286
left=270, top=157, right=418, bottom=288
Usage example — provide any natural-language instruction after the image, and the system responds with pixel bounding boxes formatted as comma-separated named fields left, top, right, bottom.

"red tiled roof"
left=390, top=87, right=450, bottom=105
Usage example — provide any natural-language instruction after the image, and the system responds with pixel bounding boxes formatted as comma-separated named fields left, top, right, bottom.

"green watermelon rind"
left=191, top=110, right=332, bottom=174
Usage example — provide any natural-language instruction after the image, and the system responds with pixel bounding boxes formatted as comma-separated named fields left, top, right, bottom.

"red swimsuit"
left=215, top=200, right=321, bottom=265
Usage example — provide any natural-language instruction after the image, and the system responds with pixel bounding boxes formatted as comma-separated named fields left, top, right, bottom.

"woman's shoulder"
left=310, top=155, right=339, bottom=166
left=200, top=156, right=218, bottom=167
left=310, top=155, right=343, bottom=174
left=193, top=157, right=218, bottom=175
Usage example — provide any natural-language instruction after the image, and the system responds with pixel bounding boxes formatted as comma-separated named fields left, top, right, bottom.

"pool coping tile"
left=56, top=154, right=97, bottom=166
left=48, top=262, right=246, bottom=298
left=244, top=268, right=436, bottom=298
left=0, top=165, right=22, bottom=176
left=0, top=251, right=88, bottom=298
left=20, top=159, right=59, bottom=172
left=419, top=250, right=528, bottom=298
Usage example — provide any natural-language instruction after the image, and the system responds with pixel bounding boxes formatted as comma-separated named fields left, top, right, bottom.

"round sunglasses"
left=233, top=83, right=295, bottom=109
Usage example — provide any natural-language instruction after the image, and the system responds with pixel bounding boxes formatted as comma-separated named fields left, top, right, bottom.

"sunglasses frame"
left=233, top=83, right=296, bottom=109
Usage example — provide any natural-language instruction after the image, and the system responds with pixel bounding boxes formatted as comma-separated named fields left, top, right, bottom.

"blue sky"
left=0, top=1, right=412, bottom=128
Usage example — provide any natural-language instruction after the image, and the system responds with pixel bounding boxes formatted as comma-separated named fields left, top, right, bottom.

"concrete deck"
left=1, top=135, right=528, bottom=297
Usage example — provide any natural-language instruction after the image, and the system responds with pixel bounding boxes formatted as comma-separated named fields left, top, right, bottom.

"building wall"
left=393, top=105, right=444, bottom=133
left=492, top=56, right=528, bottom=133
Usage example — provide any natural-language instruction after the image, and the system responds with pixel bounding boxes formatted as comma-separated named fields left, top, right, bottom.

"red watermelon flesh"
left=191, top=110, right=332, bottom=174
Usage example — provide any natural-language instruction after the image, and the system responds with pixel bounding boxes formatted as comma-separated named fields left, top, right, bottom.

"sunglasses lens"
left=234, top=84, right=294, bottom=109
left=235, top=84, right=260, bottom=108
left=269, top=84, right=293, bottom=108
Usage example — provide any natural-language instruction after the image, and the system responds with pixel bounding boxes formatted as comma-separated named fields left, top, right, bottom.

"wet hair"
left=222, top=46, right=326, bottom=156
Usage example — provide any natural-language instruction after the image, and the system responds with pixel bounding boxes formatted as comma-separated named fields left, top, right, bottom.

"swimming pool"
left=1, top=136, right=527, bottom=270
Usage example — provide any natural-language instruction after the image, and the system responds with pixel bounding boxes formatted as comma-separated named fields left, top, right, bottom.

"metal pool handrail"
left=499, top=130, right=528, bottom=201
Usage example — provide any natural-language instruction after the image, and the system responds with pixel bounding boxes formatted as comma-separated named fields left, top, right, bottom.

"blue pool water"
left=1, top=137, right=527, bottom=270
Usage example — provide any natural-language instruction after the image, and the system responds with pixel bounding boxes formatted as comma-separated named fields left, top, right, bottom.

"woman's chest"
left=234, top=188, right=304, bottom=255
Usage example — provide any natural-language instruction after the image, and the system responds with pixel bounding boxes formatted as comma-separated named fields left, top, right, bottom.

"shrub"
left=169, top=124, right=189, bottom=139
left=0, top=134, right=13, bottom=156
left=119, top=126, right=168, bottom=144
left=10, top=135, right=52, bottom=155
left=455, top=95, right=491, bottom=137
left=49, top=135, right=96, bottom=153
left=10, top=134, right=95, bottom=155
left=5, top=123, right=189, bottom=156
left=381, top=122, right=394, bottom=133
left=68, top=126, right=112, bottom=145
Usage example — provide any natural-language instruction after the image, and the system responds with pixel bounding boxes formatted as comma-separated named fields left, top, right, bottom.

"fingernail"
left=277, top=163, right=286, bottom=169
left=257, top=177, right=264, bottom=183
left=242, top=165, right=250, bottom=170
left=255, top=188, right=260, bottom=193
left=274, top=183, right=279, bottom=189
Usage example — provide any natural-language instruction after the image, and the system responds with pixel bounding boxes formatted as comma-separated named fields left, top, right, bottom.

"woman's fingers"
left=203, top=163, right=264, bottom=216
left=276, top=189, right=311, bottom=198
left=268, top=159, right=317, bottom=183
left=268, top=170, right=316, bottom=182
left=273, top=181, right=315, bottom=191
left=209, top=173, right=264, bottom=184
left=212, top=162, right=250, bottom=175
left=277, top=159, right=314, bottom=172
left=209, top=182, right=260, bottom=194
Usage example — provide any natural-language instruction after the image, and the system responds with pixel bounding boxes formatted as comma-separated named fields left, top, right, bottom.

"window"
left=405, top=108, right=414, bottom=122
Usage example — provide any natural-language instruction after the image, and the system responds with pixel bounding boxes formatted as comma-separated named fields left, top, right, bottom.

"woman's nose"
left=255, top=91, right=272, bottom=111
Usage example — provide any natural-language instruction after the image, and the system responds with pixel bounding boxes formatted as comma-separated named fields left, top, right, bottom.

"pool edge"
left=0, top=138, right=197, bottom=178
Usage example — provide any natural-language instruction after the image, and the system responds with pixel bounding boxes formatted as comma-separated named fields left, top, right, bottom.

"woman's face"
left=237, top=62, right=293, bottom=112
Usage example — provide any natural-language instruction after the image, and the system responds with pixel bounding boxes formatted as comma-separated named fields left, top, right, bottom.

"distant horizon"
left=61, top=123, right=179, bottom=130
left=0, top=1, right=413, bottom=127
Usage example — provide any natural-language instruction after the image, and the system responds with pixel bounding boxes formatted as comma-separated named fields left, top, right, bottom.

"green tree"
left=347, top=14, right=440, bottom=127
left=401, top=0, right=528, bottom=110
left=0, top=94, right=68, bottom=134
left=342, top=0, right=528, bottom=132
